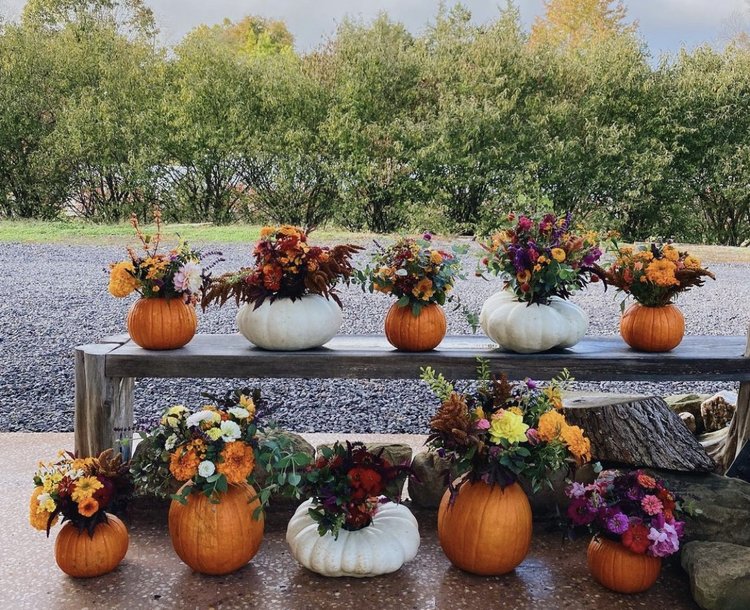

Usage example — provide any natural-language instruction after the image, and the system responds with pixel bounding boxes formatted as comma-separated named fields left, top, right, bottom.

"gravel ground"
left=0, top=242, right=747, bottom=434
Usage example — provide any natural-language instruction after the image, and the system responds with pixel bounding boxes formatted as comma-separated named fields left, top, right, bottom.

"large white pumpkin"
left=479, top=290, right=588, bottom=353
left=286, top=499, right=420, bottom=577
left=236, top=294, right=342, bottom=350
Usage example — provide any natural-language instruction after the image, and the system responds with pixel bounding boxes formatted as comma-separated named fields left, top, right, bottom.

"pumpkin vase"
left=54, top=514, right=129, bottom=578
left=384, top=302, right=447, bottom=352
left=236, top=294, right=342, bottom=350
left=587, top=536, right=662, bottom=594
left=619, top=303, right=685, bottom=352
left=126, top=297, right=197, bottom=350
left=168, top=483, right=264, bottom=575
left=286, top=498, right=420, bottom=577
left=479, top=290, right=588, bottom=353
left=437, top=480, right=532, bottom=575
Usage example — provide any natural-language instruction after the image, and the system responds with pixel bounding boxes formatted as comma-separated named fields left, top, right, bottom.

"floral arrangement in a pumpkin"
left=423, top=361, right=591, bottom=495
left=354, top=234, right=467, bottom=350
left=478, top=211, right=603, bottom=353
left=422, top=361, right=592, bottom=575
left=566, top=469, right=686, bottom=558
left=285, top=441, right=420, bottom=578
left=596, top=241, right=715, bottom=352
left=481, top=212, right=603, bottom=304
left=109, top=209, right=219, bottom=302
left=201, top=225, right=362, bottom=350
left=30, top=449, right=131, bottom=577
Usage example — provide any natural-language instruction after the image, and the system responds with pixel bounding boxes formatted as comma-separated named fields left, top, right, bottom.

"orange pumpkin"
left=619, top=303, right=684, bottom=352
left=126, top=297, right=197, bottom=350
left=54, top=514, right=129, bottom=578
left=437, top=480, right=532, bottom=575
left=587, top=536, right=662, bottom=593
left=168, top=483, right=264, bottom=575
left=384, top=302, right=447, bottom=352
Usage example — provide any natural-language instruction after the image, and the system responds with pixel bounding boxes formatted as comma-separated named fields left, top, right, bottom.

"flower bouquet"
left=597, top=242, right=715, bottom=351
left=109, top=209, right=221, bottom=349
left=355, top=234, right=467, bottom=351
left=566, top=469, right=688, bottom=593
left=479, top=211, right=603, bottom=352
left=285, top=441, right=420, bottom=577
left=201, top=225, right=362, bottom=350
left=30, top=449, right=131, bottom=577
left=422, top=360, right=591, bottom=575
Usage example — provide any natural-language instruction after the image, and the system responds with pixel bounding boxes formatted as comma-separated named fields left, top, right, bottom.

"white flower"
left=198, top=460, right=216, bottom=478
left=186, top=410, right=217, bottom=428
left=173, top=262, right=202, bottom=294
left=220, top=420, right=241, bottom=442
left=165, top=434, right=178, bottom=451
left=228, top=407, right=249, bottom=419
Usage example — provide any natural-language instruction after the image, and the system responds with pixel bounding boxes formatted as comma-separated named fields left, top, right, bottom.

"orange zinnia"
left=217, top=441, right=255, bottom=484
left=77, top=496, right=100, bottom=518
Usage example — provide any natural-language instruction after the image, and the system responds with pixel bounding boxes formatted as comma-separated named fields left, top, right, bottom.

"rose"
left=198, top=460, right=215, bottom=478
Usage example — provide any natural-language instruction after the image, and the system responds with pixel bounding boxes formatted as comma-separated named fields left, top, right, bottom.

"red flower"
left=348, top=467, right=383, bottom=500
left=262, top=264, right=282, bottom=291
left=622, top=523, right=650, bottom=554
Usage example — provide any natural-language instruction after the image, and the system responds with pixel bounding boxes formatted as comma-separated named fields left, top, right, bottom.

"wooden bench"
left=74, top=333, right=750, bottom=470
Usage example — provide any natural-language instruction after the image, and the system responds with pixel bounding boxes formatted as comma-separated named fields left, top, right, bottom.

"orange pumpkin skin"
left=54, top=514, right=129, bottom=578
left=620, top=303, right=685, bottom=352
left=126, top=297, right=197, bottom=350
left=384, top=303, right=447, bottom=352
left=437, top=481, right=532, bottom=575
left=168, top=483, right=264, bottom=575
left=587, top=536, right=662, bottom=594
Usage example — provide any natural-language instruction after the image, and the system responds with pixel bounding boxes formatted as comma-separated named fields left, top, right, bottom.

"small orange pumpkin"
left=620, top=302, right=684, bottom=352
left=384, top=302, right=447, bottom=351
left=126, top=297, right=197, bottom=350
left=437, top=480, right=532, bottom=575
left=587, top=536, right=662, bottom=594
left=168, top=483, right=264, bottom=575
left=54, top=513, right=129, bottom=578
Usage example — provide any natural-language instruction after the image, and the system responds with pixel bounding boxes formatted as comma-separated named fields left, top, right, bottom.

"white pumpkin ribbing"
left=236, top=294, right=342, bottom=350
left=286, top=498, right=421, bottom=577
left=479, top=289, right=588, bottom=353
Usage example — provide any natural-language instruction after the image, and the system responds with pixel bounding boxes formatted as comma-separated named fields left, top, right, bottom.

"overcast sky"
left=2, top=0, right=749, bottom=56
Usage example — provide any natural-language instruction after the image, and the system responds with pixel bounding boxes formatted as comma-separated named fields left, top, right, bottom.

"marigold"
left=29, top=486, right=58, bottom=531
left=71, top=476, right=104, bottom=502
left=260, top=226, right=274, bottom=237
left=560, top=424, right=591, bottom=463
left=645, top=258, right=679, bottom=287
left=662, top=246, right=679, bottom=262
left=169, top=445, right=201, bottom=481
left=108, top=261, right=138, bottom=297
left=683, top=255, right=701, bottom=270
left=77, top=496, right=100, bottom=518
left=551, top=248, right=566, bottom=263
left=537, top=410, right=567, bottom=442
left=217, top=441, right=255, bottom=484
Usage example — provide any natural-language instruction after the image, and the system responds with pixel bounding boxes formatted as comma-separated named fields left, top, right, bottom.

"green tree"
left=184, top=15, right=293, bottom=57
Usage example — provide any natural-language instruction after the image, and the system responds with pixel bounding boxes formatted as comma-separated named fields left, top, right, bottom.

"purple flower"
left=606, top=512, right=630, bottom=535
left=517, top=216, right=533, bottom=232
left=566, top=482, right=587, bottom=499
left=583, top=247, right=602, bottom=266
left=567, top=497, right=598, bottom=526
left=422, top=232, right=432, bottom=241
left=526, top=428, right=540, bottom=446
left=525, top=378, right=538, bottom=390
left=647, top=522, right=680, bottom=557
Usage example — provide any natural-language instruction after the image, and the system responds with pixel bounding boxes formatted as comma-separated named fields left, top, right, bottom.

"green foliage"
left=419, top=366, right=455, bottom=401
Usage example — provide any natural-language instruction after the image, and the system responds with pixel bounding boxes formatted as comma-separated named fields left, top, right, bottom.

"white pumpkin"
left=479, top=289, right=588, bottom=353
left=236, top=294, right=342, bottom=350
left=286, top=499, right=420, bottom=577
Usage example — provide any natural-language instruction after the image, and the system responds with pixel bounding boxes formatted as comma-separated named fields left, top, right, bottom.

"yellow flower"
left=142, top=255, right=169, bottom=280
left=508, top=406, right=523, bottom=417
left=537, top=410, right=567, bottom=442
left=662, top=245, right=679, bottom=262
left=412, top=278, right=435, bottom=301
left=551, top=248, right=566, bottom=263
left=71, top=476, right=104, bottom=502
left=473, top=406, right=486, bottom=420
left=206, top=427, right=223, bottom=441
left=683, top=255, right=701, bottom=270
left=239, top=394, right=256, bottom=420
left=108, top=261, right=138, bottom=298
left=561, top=424, right=591, bottom=464
left=538, top=255, right=548, bottom=264
left=30, top=487, right=58, bottom=531
left=488, top=410, right=529, bottom=444
left=533, top=264, right=542, bottom=272
left=430, top=250, right=443, bottom=265
left=544, top=386, right=563, bottom=410
left=161, top=405, right=187, bottom=427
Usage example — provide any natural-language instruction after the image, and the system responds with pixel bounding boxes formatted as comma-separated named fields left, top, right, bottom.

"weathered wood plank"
left=104, top=334, right=750, bottom=381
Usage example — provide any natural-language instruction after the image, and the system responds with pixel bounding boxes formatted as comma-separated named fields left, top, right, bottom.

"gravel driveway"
left=0, top=242, right=747, bottom=434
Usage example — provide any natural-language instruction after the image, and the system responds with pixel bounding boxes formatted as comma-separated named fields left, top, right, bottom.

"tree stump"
left=562, top=394, right=715, bottom=472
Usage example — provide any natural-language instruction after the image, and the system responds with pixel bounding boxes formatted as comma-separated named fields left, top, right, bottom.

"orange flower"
left=412, top=278, right=435, bottom=300
left=217, top=441, right=255, bottom=484
left=77, top=497, right=100, bottom=518
left=537, top=410, right=567, bottom=442
left=645, top=259, right=679, bottom=287
left=516, top=269, right=531, bottom=284
left=429, top=250, right=443, bottom=265
left=662, top=245, right=679, bottom=262
left=683, top=255, right=701, bottom=270
left=260, top=226, right=275, bottom=237
left=169, top=445, right=201, bottom=481
left=560, top=424, right=591, bottom=463
left=29, top=486, right=58, bottom=531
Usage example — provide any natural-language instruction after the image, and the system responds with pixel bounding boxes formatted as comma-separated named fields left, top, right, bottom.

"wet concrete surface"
left=3, top=433, right=698, bottom=609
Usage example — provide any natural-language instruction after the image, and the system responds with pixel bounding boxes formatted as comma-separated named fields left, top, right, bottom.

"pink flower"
left=525, top=428, right=540, bottom=445
left=475, top=419, right=490, bottom=430
left=173, top=262, right=202, bottom=294
left=647, top=522, right=680, bottom=557
left=641, top=494, right=664, bottom=516
left=517, top=216, right=533, bottom=232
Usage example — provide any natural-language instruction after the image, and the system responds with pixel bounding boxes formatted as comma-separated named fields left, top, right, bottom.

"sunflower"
left=217, top=441, right=255, bottom=484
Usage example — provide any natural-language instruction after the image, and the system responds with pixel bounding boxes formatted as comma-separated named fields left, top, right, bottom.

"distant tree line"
left=1, top=0, right=749, bottom=244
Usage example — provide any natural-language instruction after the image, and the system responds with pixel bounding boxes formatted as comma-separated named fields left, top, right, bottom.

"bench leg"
left=74, top=345, right=134, bottom=459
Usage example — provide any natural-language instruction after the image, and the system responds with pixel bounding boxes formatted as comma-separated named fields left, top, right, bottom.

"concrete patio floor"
left=1, top=432, right=698, bottom=609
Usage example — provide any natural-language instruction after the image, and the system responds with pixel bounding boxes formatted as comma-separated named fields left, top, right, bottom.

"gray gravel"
left=0, top=242, right=747, bottom=434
